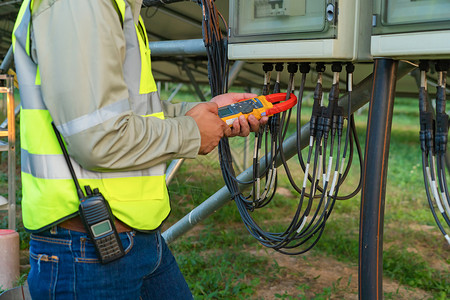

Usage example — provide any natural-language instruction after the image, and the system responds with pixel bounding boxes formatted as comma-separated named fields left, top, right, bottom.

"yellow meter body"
left=218, top=96, right=274, bottom=126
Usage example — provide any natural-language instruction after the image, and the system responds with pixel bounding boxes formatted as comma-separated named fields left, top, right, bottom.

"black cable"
left=334, top=62, right=362, bottom=200
left=417, top=60, right=450, bottom=244
left=433, top=61, right=450, bottom=227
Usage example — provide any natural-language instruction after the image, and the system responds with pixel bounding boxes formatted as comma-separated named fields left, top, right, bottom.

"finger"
left=206, top=102, right=219, bottom=113
left=223, top=124, right=232, bottom=137
left=247, top=114, right=261, bottom=132
left=260, top=116, right=269, bottom=126
left=229, top=118, right=241, bottom=137
left=238, top=115, right=251, bottom=136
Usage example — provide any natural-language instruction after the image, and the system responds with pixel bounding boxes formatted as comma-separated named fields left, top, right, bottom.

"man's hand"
left=186, top=102, right=231, bottom=155
left=211, top=93, right=269, bottom=137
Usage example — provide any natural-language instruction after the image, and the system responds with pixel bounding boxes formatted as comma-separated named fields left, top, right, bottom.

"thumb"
left=205, top=102, right=219, bottom=113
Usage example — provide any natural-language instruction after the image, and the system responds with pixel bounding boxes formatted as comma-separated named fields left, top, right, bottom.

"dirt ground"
left=252, top=249, right=433, bottom=299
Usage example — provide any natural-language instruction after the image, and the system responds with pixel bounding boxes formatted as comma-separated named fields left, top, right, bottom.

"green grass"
left=384, top=246, right=449, bottom=296
left=174, top=248, right=268, bottom=299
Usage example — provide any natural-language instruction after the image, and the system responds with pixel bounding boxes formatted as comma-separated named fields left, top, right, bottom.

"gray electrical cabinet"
left=371, top=0, right=450, bottom=59
left=228, top=0, right=372, bottom=62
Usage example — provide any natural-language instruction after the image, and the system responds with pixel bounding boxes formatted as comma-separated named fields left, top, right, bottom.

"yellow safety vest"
left=12, top=0, right=170, bottom=232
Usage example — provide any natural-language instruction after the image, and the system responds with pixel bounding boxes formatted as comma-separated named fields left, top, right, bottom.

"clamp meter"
left=218, top=93, right=297, bottom=126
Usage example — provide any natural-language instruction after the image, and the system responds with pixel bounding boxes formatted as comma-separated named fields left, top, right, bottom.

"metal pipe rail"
left=149, top=39, right=206, bottom=56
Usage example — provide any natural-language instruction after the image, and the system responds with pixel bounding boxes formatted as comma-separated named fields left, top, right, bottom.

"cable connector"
left=419, top=111, right=434, bottom=153
left=310, top=74, right=323, bottom=137
left=436, top=113, right=448, bottom=154
left=299, top=62, right=311, bottom=74
left=327, top=81, right=340, bottom=117
left=331, top=62, right=342, bottom=73
left=263, top=63, right=274, bottom=72
left=316, top=62, right=326, bottom=73
left=435, top=60, right=449, bottom=72
left=417, top=66, right=435, bottom=154
left=318, top=108, right=332, bottom=141
left=275, top=63, right=284, bottom=72
left=269, top=113, right=281, bottom=135
left=345, top=62, right=355, bottom=74
left=419, top=60, right=429, bottom=72
left=262, top=63, right=273, bottom=95
left=273, top=63, right=283, bottom=94
left=287, top=62, right=298, bottom=74
left=332, top=106, right=344, bottom=138
left=310, top=106, right=322, bottom=138
left=434, top=60, right=448, bottom=154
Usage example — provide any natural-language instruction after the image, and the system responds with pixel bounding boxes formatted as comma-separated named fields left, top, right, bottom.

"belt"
left=59, top=216, right=132, bottom=233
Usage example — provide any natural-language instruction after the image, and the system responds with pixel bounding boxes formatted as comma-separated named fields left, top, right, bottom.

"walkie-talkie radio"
left=51, top=123, right=125, bottom=264
left=78, top=186, right=125, bottom=264
left=218, top=93, right=297, bottom=126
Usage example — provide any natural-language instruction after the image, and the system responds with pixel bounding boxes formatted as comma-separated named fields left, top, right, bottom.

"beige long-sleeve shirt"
left=30, top=0, right=201, bottom=172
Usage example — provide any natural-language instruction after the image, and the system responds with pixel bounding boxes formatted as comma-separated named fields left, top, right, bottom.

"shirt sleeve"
left=162, top=100, right=202, bottom=118
left=31, top=0, right=201, bottom=172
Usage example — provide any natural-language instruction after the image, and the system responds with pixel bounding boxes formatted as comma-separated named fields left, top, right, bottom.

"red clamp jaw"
left=264, top=93, right=298, bottom=116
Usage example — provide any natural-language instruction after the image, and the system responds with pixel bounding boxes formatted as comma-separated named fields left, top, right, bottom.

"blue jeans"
left=27, top=226, right=193, bottom=300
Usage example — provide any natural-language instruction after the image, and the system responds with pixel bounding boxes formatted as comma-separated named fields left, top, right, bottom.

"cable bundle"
left=418, top=60, right=450, bottom=245
left=198, top=0, right=228, bottom=97
left=219, top=62, right=363, bottom=255
left=194, top=0, right=363, bottom=255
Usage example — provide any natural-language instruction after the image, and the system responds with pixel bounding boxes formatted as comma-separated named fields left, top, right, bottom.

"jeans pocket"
left=28, top=250, right=59, bottom=300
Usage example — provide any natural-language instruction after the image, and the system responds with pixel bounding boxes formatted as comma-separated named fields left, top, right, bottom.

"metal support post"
left=359, top=59, right=398, bottom=300
left=227, top=60, right=245, bottom=87
left=182, top=63, right=206, bottom=102
left=167, top=83, right=184, bottom=102
left=0, top=45, right=13, bottom=74
left=166, top=159, right=185, bottom=185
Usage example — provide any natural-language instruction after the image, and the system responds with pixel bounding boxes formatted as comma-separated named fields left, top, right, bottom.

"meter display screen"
left=218, top=107, right=234, bottom=118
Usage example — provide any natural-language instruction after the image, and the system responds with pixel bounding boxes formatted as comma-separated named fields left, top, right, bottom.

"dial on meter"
left=218, top=93, right=297, bottom=126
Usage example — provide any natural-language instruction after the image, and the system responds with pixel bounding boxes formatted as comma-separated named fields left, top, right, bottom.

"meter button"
left=238, top=101, right=255, bottom=114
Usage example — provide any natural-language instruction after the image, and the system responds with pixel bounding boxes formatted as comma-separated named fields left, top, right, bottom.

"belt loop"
left=50, top=226, right=58, bottom=235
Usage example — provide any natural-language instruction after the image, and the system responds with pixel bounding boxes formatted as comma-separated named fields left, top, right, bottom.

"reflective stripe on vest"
left=13, top=0, right=170, bottom=231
